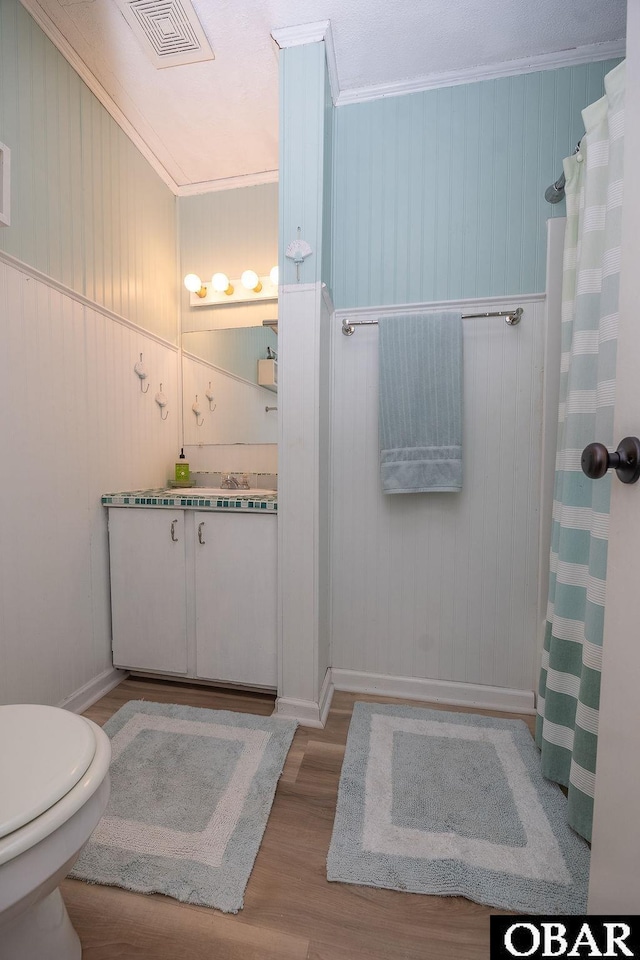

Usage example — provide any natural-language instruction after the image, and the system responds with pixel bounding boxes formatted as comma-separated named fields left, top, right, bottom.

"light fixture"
left=211, top=272, right=234, bottom=295
left=183, top=273, right=207, bottom=298
left=184, top=269, right=278, bottom=307
left=241, top=269, right=262, bottom=293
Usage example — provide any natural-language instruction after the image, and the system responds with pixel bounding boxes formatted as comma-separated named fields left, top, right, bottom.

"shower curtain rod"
left=545, top=140, right=582, bottom=204
left=341, top=307, right=523, bottom=336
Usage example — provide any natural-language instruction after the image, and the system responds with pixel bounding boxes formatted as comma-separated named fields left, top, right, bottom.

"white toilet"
left=0, top=704, right=111, bottom=960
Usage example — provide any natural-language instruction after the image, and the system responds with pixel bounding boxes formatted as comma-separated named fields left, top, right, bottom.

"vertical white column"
left=274, top=32, right=333, bottom=725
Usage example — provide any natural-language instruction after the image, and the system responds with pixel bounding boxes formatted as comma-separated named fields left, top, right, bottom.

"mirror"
left=182, top=324, right=277, bottom=385
left=178, top=181, right=279, bottom=445
left=181, top=301, right=279, bottom=446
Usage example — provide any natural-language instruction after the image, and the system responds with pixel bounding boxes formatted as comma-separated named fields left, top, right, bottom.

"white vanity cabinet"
left=194, top=511, right=277, bottom=687
left=107, top=506, right=277, bottom=688
left=109, top=508, right=188, bottom=675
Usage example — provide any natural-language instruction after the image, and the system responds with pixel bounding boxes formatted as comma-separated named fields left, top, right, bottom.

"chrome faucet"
left=220, top=474, right=250, bottom=490
left=221, top=474, right=240, bottom=489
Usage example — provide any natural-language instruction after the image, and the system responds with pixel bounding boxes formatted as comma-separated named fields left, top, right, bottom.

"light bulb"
left=269, top=265, right=279, bottom=286
left=241, top=269, right=262, bottom=293
left=212, top=272, right=234, bottom=295
left=184, top=273, right=206, bottom=297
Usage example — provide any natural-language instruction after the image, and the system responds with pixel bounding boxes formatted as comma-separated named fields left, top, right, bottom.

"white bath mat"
left=71, top=700, right=296, bottom=913
left=327, top=701, right=590, bottom=913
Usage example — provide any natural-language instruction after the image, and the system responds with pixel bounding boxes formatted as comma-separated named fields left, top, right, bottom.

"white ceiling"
left=21, top=0, right=626, bottom=194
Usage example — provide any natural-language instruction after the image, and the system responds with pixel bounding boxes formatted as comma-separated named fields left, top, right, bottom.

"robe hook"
left=134, top=352, right=150, bottom=393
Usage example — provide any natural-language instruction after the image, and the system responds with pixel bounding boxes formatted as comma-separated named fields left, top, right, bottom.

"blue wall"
left=279, top=42, right=327, bottom=286
left=322, top=64, right=334, bottom=295
left=331, top=60, right=620, bottom=309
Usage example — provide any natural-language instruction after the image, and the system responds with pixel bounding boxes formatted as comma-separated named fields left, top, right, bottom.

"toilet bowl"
left=0, top=704, right=111, bottom=960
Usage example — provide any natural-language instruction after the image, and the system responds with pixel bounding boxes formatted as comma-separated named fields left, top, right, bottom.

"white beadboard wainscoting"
left=330, top=294, right=547, bottom=700
left=0, top=254, right=179, bottom=707
left=275, top=282, right=333, bottom=724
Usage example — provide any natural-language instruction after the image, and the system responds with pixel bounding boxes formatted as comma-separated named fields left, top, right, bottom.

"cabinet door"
left=194, top=512, right=277, bottom=687
left=109, top=508, right=188, bottom=674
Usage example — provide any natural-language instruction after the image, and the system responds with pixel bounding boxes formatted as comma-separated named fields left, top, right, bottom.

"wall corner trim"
left=331, top=669, right=536, bottom=715
left=321, top=282, right=335, bottom=315
left=275, top=672, right=334, bottom=727
left=59, top=667, right=128, bottom=715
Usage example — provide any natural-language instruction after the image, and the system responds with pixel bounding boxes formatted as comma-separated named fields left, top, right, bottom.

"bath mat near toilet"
left=327, top=701, right=590, bottom=914
left=71, top=700, right=296, bottom=913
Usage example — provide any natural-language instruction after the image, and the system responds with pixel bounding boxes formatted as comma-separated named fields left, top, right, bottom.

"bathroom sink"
left=171, top=487, right=276, bottom=497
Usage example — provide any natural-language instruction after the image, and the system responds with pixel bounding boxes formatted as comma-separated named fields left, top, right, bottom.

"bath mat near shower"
left=71, top=700, right=296, bottom=913
left=327, top=701, right=589, bottom=914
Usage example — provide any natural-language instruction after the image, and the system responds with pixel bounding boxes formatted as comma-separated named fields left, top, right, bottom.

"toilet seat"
left=0, top=705, right=96, bottom=840
left=0, top=712, right=110, bottom=867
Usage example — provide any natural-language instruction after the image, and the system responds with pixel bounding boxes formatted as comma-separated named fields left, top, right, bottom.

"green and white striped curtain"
left=536, top=61, right=625, bottom=843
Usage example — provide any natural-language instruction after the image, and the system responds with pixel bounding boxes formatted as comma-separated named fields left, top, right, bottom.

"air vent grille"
left=115, top=0, right=214, bottom=68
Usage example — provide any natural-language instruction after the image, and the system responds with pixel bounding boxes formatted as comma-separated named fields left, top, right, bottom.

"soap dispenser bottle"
left=175, top=448, right=190, bottom=483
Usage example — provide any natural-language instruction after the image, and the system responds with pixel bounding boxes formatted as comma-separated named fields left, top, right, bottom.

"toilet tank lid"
left=0, top=705, right=96, bottom=839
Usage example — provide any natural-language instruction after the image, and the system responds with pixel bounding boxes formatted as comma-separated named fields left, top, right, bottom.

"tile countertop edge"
left=102, top=489, right=277, bottom=512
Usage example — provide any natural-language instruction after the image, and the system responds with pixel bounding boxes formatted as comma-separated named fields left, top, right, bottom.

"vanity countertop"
left=103, top=488, right=277, bottom=512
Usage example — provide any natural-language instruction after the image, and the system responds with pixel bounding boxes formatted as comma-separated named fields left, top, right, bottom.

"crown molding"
left=336, top=39, right=626, bottom=106
left=177, top=170, right=278, bottom=196
left=271, top=20, right=339, bottom=105
left=271, top=20, right=331, bottom=49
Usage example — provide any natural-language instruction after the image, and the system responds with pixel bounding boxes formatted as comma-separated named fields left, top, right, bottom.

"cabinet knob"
left=581, top=436, right=640, bottom=484
left=198, top=521, right=206, bottom=545
left=170, top=519, right=179, bottom=542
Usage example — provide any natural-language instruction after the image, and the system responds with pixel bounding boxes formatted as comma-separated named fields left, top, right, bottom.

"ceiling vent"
left=114, top=0, right=214, bottom=68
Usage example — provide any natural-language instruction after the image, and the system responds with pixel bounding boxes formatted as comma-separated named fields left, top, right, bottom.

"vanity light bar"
left=187, top=274, right=278, bottom=307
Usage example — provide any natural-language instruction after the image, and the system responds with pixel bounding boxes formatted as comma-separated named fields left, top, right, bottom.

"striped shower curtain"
left=536, top=60, right=625, bottom=843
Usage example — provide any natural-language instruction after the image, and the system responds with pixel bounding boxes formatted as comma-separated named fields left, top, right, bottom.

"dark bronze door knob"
left=581, top=436, right=640, bottom=484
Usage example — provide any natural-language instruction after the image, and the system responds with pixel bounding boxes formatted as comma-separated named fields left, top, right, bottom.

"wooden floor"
left=62, top=678, right=536, bottom=960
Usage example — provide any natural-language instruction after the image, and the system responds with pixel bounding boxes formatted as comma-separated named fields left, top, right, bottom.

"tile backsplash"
left=190, top=471, right=277, bottom=491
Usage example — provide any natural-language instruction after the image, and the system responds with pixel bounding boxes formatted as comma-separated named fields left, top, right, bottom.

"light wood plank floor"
left=62, top=678, right=536, bottom=960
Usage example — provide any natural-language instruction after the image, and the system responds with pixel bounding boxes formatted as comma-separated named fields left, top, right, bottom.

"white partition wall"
left=329, top=296, right=546, bottom=707
left=0, top=257, right=179, bottom=707
left=275, top=32, right=334, bottom=725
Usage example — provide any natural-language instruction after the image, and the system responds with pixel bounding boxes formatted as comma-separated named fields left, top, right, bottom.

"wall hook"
left=285, top=226, right=313, bottom=282
left=205, top=382, right=217, bottom=412
left=192, top=395, right=204, bottom=427
left=134, top=353, right=150, bottom=393
left=155, top=383, right=169, bottom=420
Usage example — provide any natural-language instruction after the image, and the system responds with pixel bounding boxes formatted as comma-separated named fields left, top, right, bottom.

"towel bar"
left=341, top=307, right=523, bottom=336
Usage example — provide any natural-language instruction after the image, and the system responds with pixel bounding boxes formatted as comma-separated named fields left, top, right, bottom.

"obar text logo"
left=490, top=917, right=639, bottom=959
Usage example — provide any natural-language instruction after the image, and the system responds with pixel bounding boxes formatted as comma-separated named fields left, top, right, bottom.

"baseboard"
left=275, top=697, right=325, bottom=727
left=318, top=667, right=335, bottom=726
left=330, top=668, right=536, bottom=715
left=59, top=667, right=128, bottom=715
left=275, top=668, right=335, bottom=727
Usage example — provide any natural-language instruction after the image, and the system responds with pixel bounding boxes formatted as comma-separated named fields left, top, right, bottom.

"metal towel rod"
left=341, top=307, right=523, bottom=336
